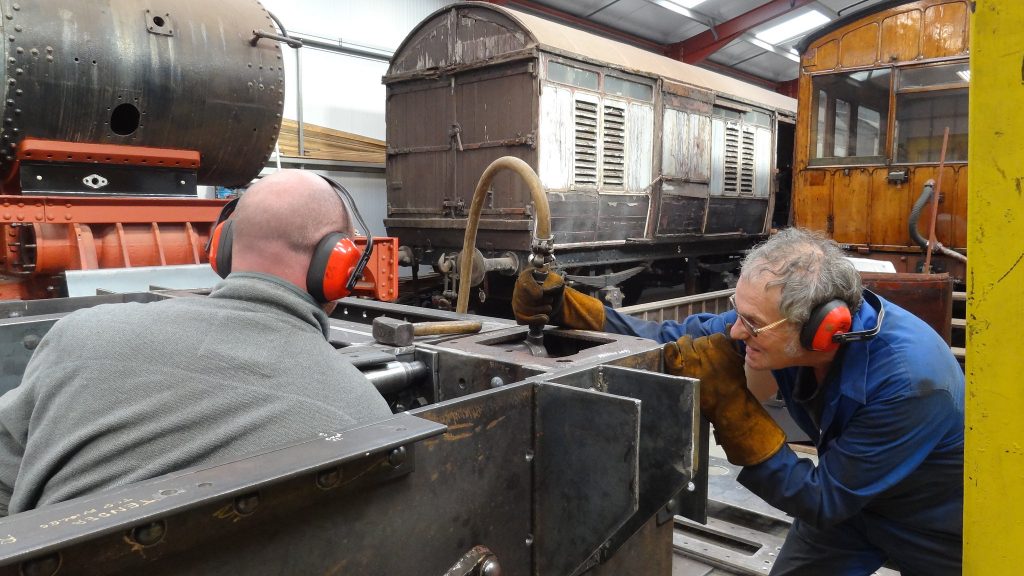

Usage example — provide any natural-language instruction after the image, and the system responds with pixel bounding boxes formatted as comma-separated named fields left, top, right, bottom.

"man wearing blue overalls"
left=513, top=227, right=964, bottom=575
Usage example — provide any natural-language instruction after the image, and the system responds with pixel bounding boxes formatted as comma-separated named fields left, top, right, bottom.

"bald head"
left=227, top=170, right=353, bottom=290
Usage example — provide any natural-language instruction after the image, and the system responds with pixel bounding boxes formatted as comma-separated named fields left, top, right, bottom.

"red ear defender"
left=306, top=232, right=368, bottom=303
left=206, top=197, right=239, bottom=279
left=207, top=220, right=234, bottom=279
left=800, top=299, right=853, bottom=352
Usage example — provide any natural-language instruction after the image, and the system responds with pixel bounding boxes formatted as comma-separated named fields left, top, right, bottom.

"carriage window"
left=743, top=109, right=772, bottom=128
left=899, top=62, right=970, bottom=90
left=547, top=61, right=599, bottom=90
left=895, top=63, right=969, bottom=163
left=605, top=76, right=653, bottom=102
left=810, top=69, right=890, bottom=163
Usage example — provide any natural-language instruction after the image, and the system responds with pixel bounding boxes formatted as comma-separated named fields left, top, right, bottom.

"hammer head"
left=372, top=316, right=414, bottom=347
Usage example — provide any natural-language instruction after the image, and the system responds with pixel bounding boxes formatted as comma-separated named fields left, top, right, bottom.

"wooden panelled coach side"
left=385, top=2, right=796, bottom=303
left=793, top=0, right=969, bottom=281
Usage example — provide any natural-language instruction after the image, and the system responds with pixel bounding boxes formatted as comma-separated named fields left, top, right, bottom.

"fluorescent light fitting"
left=956, top=69, right=970, bottom=82
left=755, top=10, right=830, bottom=45
left=663, top=0, right=706, bottom=10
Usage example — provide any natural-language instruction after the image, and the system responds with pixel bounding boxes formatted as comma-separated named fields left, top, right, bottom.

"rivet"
left=19, top=553, right=60, bottom=576
left=3, top=14, right=10, bottom=20
left=22, top=334, right=39, bottom=350
left=13, top=25, right=21, bottom=32
left=5, top=57, right=12, bottom=64
left=388, top=446, right=407, bottom=468
left=29, top=48, right=36, bottom=56
left=316, top=467, right=340, bottom=489
left=129, top=520, right=166, bottom=547
left=14, top=47, right=22, bottom=54
left=64, top=214, right=72, bottom=221
left=12, top=4, right=20, bottom=11
left=233, top=493, right=259, bottom=516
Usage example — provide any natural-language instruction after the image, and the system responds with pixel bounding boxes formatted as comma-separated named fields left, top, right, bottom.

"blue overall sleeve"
left=736, top=388, right=961, bottom=530
left=603, top=306, right=737, bottom=344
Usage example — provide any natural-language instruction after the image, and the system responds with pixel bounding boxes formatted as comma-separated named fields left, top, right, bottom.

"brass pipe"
left=456, top=157, right=551, bottom=314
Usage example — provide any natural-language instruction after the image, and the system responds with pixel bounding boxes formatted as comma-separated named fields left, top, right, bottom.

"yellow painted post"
left=966, top=0, right=1024, bottom=572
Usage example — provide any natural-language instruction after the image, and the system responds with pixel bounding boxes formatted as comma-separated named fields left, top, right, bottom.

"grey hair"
left=739, top=228, right=863, bottom=325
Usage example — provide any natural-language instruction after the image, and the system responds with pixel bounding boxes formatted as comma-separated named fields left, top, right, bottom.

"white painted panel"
left=661, top=108, right=688, bottom=180
left=689, top=114, right=712, bottom=183
left=538, top=84, right=574, bottom=190
left=260, top=0, right=450, bottom=139
left=626, top=102, right=654, bottom=193
left=754, top=127, right=773, bottom=199
left=260, top=0, right=448, bottom=54
left=710, top=118, right=725, bottom=197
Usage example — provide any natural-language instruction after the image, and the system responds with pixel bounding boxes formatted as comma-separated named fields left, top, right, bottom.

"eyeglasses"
left=729, top=295, right=789, bottom=337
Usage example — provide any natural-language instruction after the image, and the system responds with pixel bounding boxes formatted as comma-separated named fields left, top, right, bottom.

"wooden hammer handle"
left=411, top=320, right=483, bottom=337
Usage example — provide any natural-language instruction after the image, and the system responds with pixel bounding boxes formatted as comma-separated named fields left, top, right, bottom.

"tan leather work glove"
left=664, top=332, right=785, bottom=466
left=511, top=268, right=605, bottom=331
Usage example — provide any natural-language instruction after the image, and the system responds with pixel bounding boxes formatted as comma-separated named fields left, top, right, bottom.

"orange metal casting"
left=351, top=236, right=399, bottom=302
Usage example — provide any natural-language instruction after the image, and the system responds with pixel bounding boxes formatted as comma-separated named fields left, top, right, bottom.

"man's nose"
left=729, top=321, right=749, bottom=340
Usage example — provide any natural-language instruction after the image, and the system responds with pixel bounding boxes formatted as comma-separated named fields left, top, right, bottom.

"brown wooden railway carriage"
left=793, top=0, right=969, bottom=283
left=383, top=2, right=796, bottom=306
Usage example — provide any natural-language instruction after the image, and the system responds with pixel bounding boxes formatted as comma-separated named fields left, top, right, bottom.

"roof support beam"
left=666, top=0, right=816, bottom=63
left=481, top=0, right=664, bottom=52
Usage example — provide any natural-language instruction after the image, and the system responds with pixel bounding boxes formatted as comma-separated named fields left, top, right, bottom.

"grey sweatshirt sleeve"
left=0, top=329, right=49, bottom=517
left=0, top=390, right=24, bottom=516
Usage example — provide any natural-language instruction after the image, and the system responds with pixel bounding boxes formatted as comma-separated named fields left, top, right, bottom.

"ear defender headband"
left=799, top=290, right=885, bottom=352
left=306, top=176, right=374, bottom=303
left=205, top=175, right=374, bottom=304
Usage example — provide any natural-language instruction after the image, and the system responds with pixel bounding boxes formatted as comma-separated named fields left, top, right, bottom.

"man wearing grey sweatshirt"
left=0, top=170, right=392, bottom=516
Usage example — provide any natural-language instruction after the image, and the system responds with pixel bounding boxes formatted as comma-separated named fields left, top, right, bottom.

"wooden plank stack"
left=277, top=119, right=385, bottom=164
